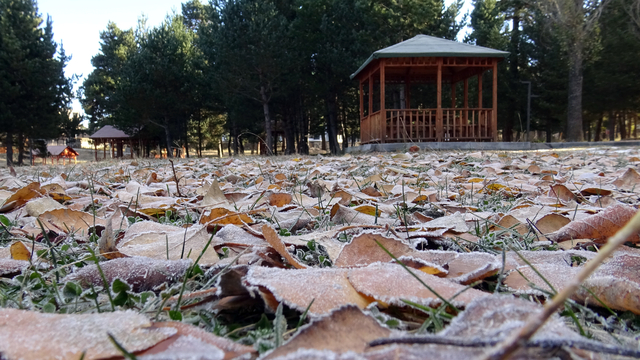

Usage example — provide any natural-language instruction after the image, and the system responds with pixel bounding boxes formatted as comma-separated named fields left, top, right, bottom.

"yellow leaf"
left=353, top=205, right=380, bottom=217
left=468, top=178, right=484, bottom=183
left=268, top=184, right=281, bottom=190
left=10, top=241, right=30, bottom=261
left=268, top=193, right=293, bottom=207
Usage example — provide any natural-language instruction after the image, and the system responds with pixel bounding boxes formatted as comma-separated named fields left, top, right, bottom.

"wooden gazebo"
left=89, top=125, right=133, bottom=160
left=351, top=35, right=508, bottom=143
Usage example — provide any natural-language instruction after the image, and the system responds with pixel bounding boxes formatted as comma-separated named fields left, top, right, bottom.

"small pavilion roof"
left=89, top=125, right=130, bottom=139
left=351, top=35, right=509, bottom=79
left=32, top=145, right=79, bottom=157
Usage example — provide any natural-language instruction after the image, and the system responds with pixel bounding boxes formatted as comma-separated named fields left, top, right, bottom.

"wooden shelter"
left=32, top=145, right=79, bottom=165
left=351, top=35, right=508, bottom=143
left=89, top=125, right=133, bottom=160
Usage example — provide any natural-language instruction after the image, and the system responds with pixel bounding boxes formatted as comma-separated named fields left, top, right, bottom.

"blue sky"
left=37, top=0, right=471, bottom=114
left=37, top=0, right=186, bottom=112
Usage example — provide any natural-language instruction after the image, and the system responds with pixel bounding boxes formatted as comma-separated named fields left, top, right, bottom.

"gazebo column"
left=405, top=75, right=411, bottom=109
left=464, top=78, right=469, bottom=126
left=368, top=72, right=373, bottom=141
left=436, top=58, right=443, bottom=142
left=478, top=73, right=483, bottom=138
left=492, top=59, right=498, bottom=141
left=94, top=142, right=98, bottom=161
left=380, top=59, right=386, bottom=143
left=103, top=142, right=106, bottom=160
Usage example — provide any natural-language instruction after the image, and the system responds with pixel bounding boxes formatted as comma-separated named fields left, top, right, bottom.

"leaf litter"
left=1, top=149, right=640, bottom=358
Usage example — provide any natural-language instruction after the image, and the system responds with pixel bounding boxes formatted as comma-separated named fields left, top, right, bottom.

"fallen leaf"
left=244, top=266, right=371, bottom=315
left=264, top=306, right=391, bottom=359
left=534, top=213, right=570, bottom=234
left=65, top=257, right=191, bottom=292
left=547, top=204, right=639, bottom=243
left=10, top=241, right=31, bottom=261
left=262, top=224, right=308, bottom=269
left=38, top=208, right=107, bottom=234
left=347, top=263, right=489, bottom=309
left=0, top=308, right=176, bottom=360
left=268, top=192, right=293, bottom=207
left=335, top=232, right=412, bottom=267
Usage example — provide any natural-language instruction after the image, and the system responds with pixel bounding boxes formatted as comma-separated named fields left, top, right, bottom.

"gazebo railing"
left=360, top=108, right=493, bottom=143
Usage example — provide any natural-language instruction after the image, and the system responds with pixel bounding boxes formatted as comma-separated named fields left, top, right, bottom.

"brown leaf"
left=38, top=208, right=107, bottom=234
left=0, top=258, right=29, bottom=277
left=548, top=184, right=576, bottom=202
left=0, top=182, right=44, bottom=212
left=547, top=204, right=639, bottom=243
left=65, top=257, right=191, bottom=292
left=199, top=208, right=253, bottom=227
left=262, top=224, right=308, bottom=269
left=268, top=192, right=293, bottom=207
left=138, top=321, right=256, bottom=359
left=264, top=306, right=391, bottom=360
left=244, top=266, right=371, bottom=315
left=0, top=308, right=175, bottom=360
left=613, top=167, right=640, bottom=191
left=361, top=186, right=382, bottom=197
left=330, top=204, right=396, bottom=226
left=335, top=232, right=412, bottom=268
left=347, top=263, right=489, bottom=308
left=495, top=214, right=528, bottom=235
left=534, top=213, right=570, bottom=234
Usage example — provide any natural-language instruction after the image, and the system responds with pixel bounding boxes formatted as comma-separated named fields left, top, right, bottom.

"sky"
left=37, top=0, right=471, bottom=115
left=37, top=0, right=186, bottom=113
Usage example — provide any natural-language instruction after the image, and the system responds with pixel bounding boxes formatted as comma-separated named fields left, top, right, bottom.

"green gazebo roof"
left=351, top=35, right=509, bottom=79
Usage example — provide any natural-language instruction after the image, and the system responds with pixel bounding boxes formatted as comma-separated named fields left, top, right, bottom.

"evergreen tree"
left=0, top=0, right=73, bottom=166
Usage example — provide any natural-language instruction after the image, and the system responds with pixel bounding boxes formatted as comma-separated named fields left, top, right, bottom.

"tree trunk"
left=546, top=118, right=552, bottom=143
left=164, top=116, right=173, bottom=158
left=321, top=131, right=326, bottom=151
left=260, top=85, right=273, bottom=155
left=619, top=112, right=627, bottom=140
left=17, top=132, right=24, bottom=166
left=608, top=111, right=615, bottom=141
left=505, top=14, right=521, bottom=142
left=197, top=112, right=203, bottom=157
left=297, top=106, right=309, bottom=155
left=325, top=92, right=340, bottom=155
left=284, top=107, right=296, bottom=155
left=566, top=43, right=584, bottom=142
left=594, top=113, right=603, bottom=141
left=6, top=131, right=13, bottom=167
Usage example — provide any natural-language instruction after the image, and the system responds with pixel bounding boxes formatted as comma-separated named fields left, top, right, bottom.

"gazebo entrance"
left=351, top=35, right=508, bottom=143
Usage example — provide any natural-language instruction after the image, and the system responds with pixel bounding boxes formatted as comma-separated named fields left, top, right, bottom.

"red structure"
left=351, top=35, right=508, bottom=143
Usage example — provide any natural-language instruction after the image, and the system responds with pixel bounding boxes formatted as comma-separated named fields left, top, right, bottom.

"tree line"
left=0, top=0, right=77, bottom=166
left=2, top=0, right=640, bottom=165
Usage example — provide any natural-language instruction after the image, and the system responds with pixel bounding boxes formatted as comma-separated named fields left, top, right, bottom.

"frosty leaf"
left=199, top=208, right=253, bottom=227
left=264, top=306, right=391, bottom=360
left=347, top=263, right=489, bottom=309
left=268, top=192, right=293, bottom=207
left=65, top=257, right=191, bottom=292
left=202, top=180, right=228, bottom=207
left=534, top=213, right=570, bottom=234
left=137, top=321, right=255, bottom=359
left=548, top=184, right=576, bottom=202
left=244, top=266, right=371, bottom=316
left=262, top=224, right=308, bottom=269
left=117, top=222, right=220, bottom=265
left=335, top=232, right=412, bottom=268
left=330, top=204, right=396, bottom=226
left=38, top=208, right=107, bottom=234
left=0, top=182, right=44, bottom=212
left=0, top=308, right=176, bottom=360
left=613, top=167, right=640, bottom=191
left=24, top=197, right=64, bottom=218
left=0, top=258, right=29, bottom=277
left=547, top=204, right=639, bottom=243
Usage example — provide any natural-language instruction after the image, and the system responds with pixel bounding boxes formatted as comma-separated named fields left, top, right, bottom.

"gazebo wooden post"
left=478, top=73, right=483, bottom=138
left=359, top=79, right=364, bottom=120
left=368, top=72, right=373, bottom=140
left=405, top=75, right=411, bottom=109
left=380, top=59, right=386, bottom=143
left=492, top=59, right=498, bottom=141
left=436, top=57, right=443, bottom=142
left=464, top=78, right=469, bottom=125
left=103, top=142, right=106, bottom=160
left=94, top=142, right=98, bottom=161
